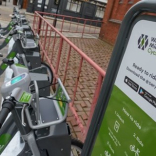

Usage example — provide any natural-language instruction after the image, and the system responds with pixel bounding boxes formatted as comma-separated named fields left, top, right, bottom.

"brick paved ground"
left=0, top=1, right=114, bottom=142
left=68, top=38, right=113, bottom=70
left=70, top=39, right=113, bottom=141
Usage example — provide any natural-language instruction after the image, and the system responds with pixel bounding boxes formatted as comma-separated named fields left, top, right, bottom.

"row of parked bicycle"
left=0, top=7, right=83, bottom=156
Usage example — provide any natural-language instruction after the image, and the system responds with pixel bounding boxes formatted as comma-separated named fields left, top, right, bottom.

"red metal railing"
left=33, top=11, right=106, bottom=141
left=34, top=11, right=103, bottom=38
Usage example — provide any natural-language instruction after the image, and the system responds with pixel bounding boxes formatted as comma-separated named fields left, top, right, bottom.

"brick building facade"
left=100, top=0, right=140, bottom=45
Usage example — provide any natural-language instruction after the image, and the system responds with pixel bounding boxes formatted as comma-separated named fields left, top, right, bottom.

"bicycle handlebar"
left=0, top=108, right=10, bottom=128
left=0, top=99, right=15, bottom=128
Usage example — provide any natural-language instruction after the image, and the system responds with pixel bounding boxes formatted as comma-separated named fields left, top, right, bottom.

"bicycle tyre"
left=71, top=138, right=83, bottom=156
left=41, top=62, right=53, bottom=84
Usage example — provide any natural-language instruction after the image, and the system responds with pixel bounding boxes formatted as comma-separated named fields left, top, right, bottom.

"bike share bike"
left=0, top=11, right=52, bottom=96
left=0, top=7, right=27, bottom=39
left=0, top=7, right=83, bottom=156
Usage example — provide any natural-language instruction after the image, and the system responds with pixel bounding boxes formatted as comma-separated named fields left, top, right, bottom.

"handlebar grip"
left=0, top=108, right=10, bottom=128
left=0, top=99, right=15, bottom=128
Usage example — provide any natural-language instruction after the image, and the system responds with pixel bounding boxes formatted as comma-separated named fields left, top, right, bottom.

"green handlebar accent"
left=0, top=134, right=12, bottom=154
left=0, top=51, right=16, bottom=72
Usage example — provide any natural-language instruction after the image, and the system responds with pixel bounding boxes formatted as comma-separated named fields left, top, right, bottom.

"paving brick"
left=84, top=101, right=91, bottom=107
left=85, top=111, right=90, bottom=116
left=75, top=94, right=82, bottom=100
left=77, top=112, right=88, bottom=120
left=78, top=116, right=86, bottom=126
left=75, top=105, right=83, bottom=112
left=82, top=98, right=91, bottom=101
left=84, top=120, right=89, bottom=126
left=83, top=92, right=91, bottom=97
left=68, top=109, right=74, bottom=117
left=80, top=102, right=87, bottom=108
left=84, top=107, right=91, bottom=112
left=67, top=116, right=75, bottom=122
left=71, top=132, right=77, bottom=139
left=71, top=119, right=78, bottom=126
left=76, top=132, right=85, bottom=142
left=73, top=126, right=82, bottom=132
left=76, top=92, right=85, bottom=98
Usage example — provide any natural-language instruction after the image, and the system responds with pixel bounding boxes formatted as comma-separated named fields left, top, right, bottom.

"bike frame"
left=0, top=33, right=13, bottom=50
left=0, top=11, right=29, bottom=39
left=0, top=79, right=72, bottom=155
left=0, top=114, right=17, bottom=154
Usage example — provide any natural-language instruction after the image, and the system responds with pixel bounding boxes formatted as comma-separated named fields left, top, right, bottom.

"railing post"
left=50, top=32, right=57, bottom=62
left=94, top=21, right=98, bottom=34
left=54, top=37, right=63, bottom=83
left=71, top=57, right=83, bottom=105
left=33, top=13, right=36, bottom=33
left=43, top=23, right=48, bottom=49
left=82, top=20, right=86, bottom=38
left=41, top=21, right=46, bottom=43
left=69, top=102, right=85, bottom=135
left=63, top=46, right=71, bottom=84
left=42, top=23, right=49, bottom=61
left=69, top=18, right=72, bottom=32
left=53, top=0, right=61, bottom=27
left=76, top=19, right=80, bottom=33
left=89, top=21, right=92, bottom=33
left=37, top=16, right=42, bottom=35
left=46, top=28, right=52, bottom=56
left=84, top=73, right=103, bottom=141
left=61, top=16, right=65, bottom=33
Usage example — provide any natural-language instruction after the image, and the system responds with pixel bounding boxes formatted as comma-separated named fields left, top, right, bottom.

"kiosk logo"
left=138, top=34, right=156, bottom=56
left=138, top=34, right=148, bottom=50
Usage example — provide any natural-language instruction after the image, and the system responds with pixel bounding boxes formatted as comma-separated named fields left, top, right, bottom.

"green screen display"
left=11, top=74, right=25, bottom=85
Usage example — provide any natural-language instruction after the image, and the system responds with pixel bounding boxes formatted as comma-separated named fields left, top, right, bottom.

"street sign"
left=91, top=15, right=156, bottom=156
left=82, top=1, right=156, bottom=156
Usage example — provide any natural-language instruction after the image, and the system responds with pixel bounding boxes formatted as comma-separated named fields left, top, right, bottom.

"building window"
left=45, top=0, right=49, bottom=5
left=95, top=6, right=105, bottom=18
left=66, top=0, right=82, bottom=13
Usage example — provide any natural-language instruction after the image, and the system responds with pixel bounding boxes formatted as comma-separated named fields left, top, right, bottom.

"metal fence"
left=33, top=11, right=105, bottom=141
left=33, top=11, right=103, bottom=38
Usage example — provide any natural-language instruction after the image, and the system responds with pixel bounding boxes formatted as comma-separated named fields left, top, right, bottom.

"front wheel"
left=71, top=138, right=83, bottom=156
left=41, top=62, right=53, bottom=85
